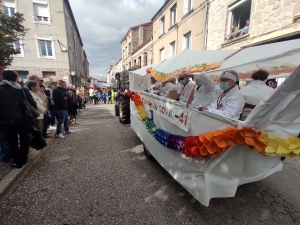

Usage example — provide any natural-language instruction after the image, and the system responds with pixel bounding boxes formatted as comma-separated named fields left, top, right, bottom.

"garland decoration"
left=146, top=62, right=222, bottom=82
left=184, top=127, right=266, bottom=158
left=257, top=134, right=300, bottom=157
left=129, top=91, right=300, bottom=158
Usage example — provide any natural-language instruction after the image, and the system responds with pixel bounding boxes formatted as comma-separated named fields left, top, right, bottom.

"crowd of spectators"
left=0, top=66, right=89, bottom=168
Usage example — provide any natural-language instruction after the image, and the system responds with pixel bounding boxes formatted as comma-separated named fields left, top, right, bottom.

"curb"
left=0, top=135, right=55, bottom=205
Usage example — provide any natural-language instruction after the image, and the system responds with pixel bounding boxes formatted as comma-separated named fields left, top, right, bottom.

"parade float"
left=128, top=39, right=300, bottom=206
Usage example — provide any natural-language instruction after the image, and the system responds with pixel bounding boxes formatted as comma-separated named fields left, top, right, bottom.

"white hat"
left=220, top=71, right=237, bottom=82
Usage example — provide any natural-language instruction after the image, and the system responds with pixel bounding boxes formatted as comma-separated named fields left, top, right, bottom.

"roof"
left=64, top=0, right=83, bottom=47
left=151, top=0, right=171, bottom=21
left=115, top=58, right=122, bottom=65
left=120, top=21, right=153, bottom=43
left=131, top=37, right=152, bottom=55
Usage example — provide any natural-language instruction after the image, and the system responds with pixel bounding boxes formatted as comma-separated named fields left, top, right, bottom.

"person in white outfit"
left=191, top=73, right=216, bottom=107
left=198, top=70, right=245, bottom=120
left=26, top=80, right=47, bottom=133
left=240, top=70, right=274, bottom=121
left=179, top=73, right=195, bottom=103
left=159, top=78, right=176, bottom=98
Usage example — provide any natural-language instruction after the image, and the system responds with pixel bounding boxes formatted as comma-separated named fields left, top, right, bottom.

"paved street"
left=0, top=104, right=300, bottom=225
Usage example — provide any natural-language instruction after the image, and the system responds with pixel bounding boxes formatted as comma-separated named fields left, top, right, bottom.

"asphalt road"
left=0, top=104, right=299, bottom=225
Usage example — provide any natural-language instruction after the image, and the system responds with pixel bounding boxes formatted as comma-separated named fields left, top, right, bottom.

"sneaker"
left=65, top=130, right=73, bottom=134
left=49, top=126, right=56, bottom=130
left=56, top=133, right=65, bottom=139
left=72, top=121, right=75, bottom=125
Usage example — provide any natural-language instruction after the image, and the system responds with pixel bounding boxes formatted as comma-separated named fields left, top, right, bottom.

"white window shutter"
left=183, top=0, right=188, bottom=15
left=3, top=0, right=15, bottom=7
left=169, top=45, right=172, bottom=57
left=182, top=36, right=186, bottom=50
left=34, top=3, right=48, bottom=17
left=171, top=11, right=175, bottom=25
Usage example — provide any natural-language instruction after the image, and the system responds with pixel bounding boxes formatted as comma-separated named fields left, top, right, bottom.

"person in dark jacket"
left=0, top=70, right=37, bottom=168
left=0, top=66, right=11, bottom=162
left=52, top=80, right=73, bottom=139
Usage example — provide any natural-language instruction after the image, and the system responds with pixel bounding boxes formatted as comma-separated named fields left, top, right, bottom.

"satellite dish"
left=70, top=71, right=75, bottom=76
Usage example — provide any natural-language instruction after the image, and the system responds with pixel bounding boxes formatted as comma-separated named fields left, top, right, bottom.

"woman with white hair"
left=198, top=70, right=245, bottom=119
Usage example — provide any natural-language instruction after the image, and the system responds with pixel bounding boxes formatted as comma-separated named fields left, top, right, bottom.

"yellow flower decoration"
left=256, top=134, right=300, bottom=157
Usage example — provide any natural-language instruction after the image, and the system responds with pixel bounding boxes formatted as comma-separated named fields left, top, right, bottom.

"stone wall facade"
left=120, top=22, right=153, bottom=71
left=207, top=0, right=300, bottom=50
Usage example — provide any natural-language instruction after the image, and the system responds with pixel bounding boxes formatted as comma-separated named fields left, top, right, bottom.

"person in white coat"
left=179, top=73, right=195, bottom=103
left=26, top=80, right=47, bottom=134
left=198, top=70, right=245, bottom=120
left=240, top=70, right=274, bottom=121
left=159, top=78, right=176, bottom=98
left=191, top=73, right=216, bottom=107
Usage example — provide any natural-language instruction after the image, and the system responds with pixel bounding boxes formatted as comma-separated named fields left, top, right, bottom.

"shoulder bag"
left=21, top=88, right=40, bottom=119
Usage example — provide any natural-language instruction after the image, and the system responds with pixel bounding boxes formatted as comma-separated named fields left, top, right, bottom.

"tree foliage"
left=0, top=11, right=29, bottom=67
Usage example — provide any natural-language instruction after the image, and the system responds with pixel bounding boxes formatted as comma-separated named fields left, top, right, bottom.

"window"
left=33, top=2, right=50, bottom=22
left=123, top=50, right=125, bottom=59
left=184, top=0, right=192, bottom=15
left=38, top=39, right=53, bottom=57
left=9, top=38, right=22, bottom=54
left=182, top=31, right=192, bottom=50
left=169, top=41, right=176, bottom=57
left=42, top=71, right=56, bottom=78
left=129, top=62, right=131, bottom=69
left=16, top=71, right=29, bottom=82
left=226, top=0, right=252, bottom=39
left=2, top=0, right=15, bottom=16
left=134, top=59, right=136, bottom=67
left=138, top=56, right=142, bottom=68
left=143, top=52, right=148, bottom=67
left=128, top=42, right=132, bottom=54
left=160, top=48, right=165, bottom=62
left=125, top=46, right=128, bottom=57
left=160, top=16, right=165, bottom=35
left=170, top=4, right=177, bottom=26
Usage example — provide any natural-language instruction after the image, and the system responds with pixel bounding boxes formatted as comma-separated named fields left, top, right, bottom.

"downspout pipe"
left=203, top=0, right=210, bottom=50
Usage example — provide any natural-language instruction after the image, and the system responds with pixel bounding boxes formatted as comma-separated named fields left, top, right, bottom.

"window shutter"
left=34, top=3, right=48, bottom=17
left=3, top=0, right=15, bottom=7
left=169, top=44, right=172, bottom=57
left=182, top=36, right=186, bottom=50
left=171, top=10, right=175, bottom=25
left=183, top=0, right=188, bottom=15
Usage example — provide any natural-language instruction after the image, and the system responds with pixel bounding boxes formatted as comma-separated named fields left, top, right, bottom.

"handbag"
left=29, top=125, right=47, bottom=150
left=21, top=88, right=40, bottom=118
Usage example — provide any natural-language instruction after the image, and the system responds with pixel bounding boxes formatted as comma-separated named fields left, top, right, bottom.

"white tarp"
left=129, top=39, right=300, bottom=206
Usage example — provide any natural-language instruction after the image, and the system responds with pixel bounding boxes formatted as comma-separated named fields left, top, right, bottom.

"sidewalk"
left=0, top=135, right=55, bottom=204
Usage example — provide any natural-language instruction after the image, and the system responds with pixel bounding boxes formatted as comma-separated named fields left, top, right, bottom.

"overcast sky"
left=69, top=0, right=163, bottom=79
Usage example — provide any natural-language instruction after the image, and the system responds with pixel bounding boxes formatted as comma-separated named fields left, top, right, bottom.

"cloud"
left=69, top=0, right=163, bottom=79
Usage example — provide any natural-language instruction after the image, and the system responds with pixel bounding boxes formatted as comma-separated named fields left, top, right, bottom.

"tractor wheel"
left=143, top=144, right=155, bottom=161
left=119, top=95, right=130, bottom=124
left=115, top=103, right=119, bottom=116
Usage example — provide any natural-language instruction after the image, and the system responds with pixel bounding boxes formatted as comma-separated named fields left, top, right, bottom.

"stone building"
left=121, top=21, right=153, bottom=70
left=120, top=21, right=153, bottom=88
left=206, top=0, right=300, bottom=50
left=0, top=0, right=89, bottom=86
left=151, top=0, right=207, bottom=63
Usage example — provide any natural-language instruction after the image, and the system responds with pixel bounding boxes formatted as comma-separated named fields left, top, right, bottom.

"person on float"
left=240, top=70, right=274, bottom=121
left=147, top=77, right=162, bottom=94
left=158, top=78, right=176, bottom=98
left=191, top=73, right=216, bottom=107
left=198, top=70, right=245, bottom=120
left=178, top=72, right=195, bottom=103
